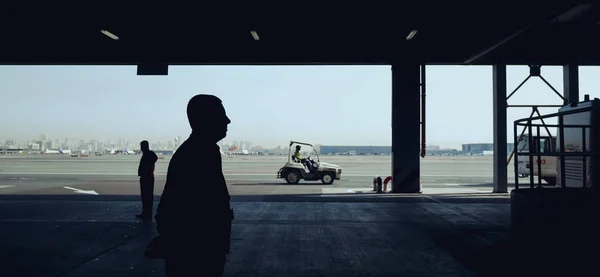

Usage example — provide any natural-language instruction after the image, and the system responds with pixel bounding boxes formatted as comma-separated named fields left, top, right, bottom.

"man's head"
left=187, top=94, right=231, bottom=142
left=140, top=140, right=149, bottom=152
left=295, top=145, right=301, bottom=152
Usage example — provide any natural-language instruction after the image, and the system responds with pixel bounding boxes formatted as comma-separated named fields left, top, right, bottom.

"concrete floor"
left=2, top=156, right=560, bottom=276
left=0, top=194, right=514, bottom=277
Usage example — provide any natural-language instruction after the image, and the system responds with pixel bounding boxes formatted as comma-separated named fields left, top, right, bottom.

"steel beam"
left=464, top=25, right=534, bottom=65
left=391, top=63, right=421, bottom=193
left=493, top=64, right=508, bottom=193
left=563, top=63, right=580, bottom=105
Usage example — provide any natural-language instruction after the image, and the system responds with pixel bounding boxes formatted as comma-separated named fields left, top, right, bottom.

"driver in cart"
left=293, top=145, right=314, bottom=172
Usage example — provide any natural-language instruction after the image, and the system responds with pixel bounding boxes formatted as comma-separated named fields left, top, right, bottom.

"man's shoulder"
left=177, top=141, right=218, bottom=152
left=170, top=143, right=193, bottom=161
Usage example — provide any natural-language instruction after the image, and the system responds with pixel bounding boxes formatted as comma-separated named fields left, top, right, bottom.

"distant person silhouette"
left=137, top=140, right=158, bottom=220
left=155, top=94, right=233, bottom=276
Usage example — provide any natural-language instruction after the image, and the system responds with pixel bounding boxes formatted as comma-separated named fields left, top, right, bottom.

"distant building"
left=462, top=143, right=514, bottom=155
left=4, top=140, right=19, bottom=149
left=462, top=143, right=493, bottom=153
left=28, top=143, right=41, bottom=150
left=0, top=148, right=24, bottom=154
left=319, top=145, right=392, bottom=155
left=425, top=144, right=440, bottom=151
left=318, top=145, right=467, bottom=156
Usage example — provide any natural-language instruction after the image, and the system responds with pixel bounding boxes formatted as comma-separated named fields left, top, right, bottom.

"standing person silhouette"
left=155, top=94, right=233, bottom=276
left=137, top=140, right=158, bottom=220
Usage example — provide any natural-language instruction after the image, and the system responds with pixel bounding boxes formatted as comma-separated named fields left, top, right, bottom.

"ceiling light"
left=101, top=30, right=119, bottom=40
left=251, top=30, right=260, bottom=41
left=406, top=30, right=418, bottom=40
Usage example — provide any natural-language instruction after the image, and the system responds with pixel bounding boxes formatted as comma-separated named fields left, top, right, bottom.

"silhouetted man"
left=137, top=140, right=158, bottom=220
left=155, top=94, right=233, bottom=276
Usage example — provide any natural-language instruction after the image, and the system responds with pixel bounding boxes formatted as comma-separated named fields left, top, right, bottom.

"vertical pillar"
left=391, top=63, right=421, bottom=193
left=493, top=64, right=508, bottom=193
left=563, top=64, right=579, bottom=105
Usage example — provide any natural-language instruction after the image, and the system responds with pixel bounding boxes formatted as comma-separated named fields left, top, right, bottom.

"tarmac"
left=0, top=155, right=523, bottom=196
left=0, top=155, right=527, bottom=276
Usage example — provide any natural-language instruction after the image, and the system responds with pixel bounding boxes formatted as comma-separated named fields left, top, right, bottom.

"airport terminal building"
left=461, top=143, right=515, bottom=155
left=319, top=145, right=391, bottom=155
left=318, top=143, right=516, bottom=156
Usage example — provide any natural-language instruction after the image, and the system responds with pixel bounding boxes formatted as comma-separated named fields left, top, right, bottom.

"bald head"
left=187, top=94, right=231, bottom=142
left=140, top=140, right=149, bottom=152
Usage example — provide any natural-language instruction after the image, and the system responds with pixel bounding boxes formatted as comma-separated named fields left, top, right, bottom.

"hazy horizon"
left=2, top=65, right=600, bottom=150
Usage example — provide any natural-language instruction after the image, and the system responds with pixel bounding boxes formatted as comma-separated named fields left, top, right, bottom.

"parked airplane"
left=44, top=148, right=72, bottom=154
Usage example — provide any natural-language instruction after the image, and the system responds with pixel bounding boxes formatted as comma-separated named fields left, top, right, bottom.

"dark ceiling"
left=1, top=3, right=599, bottom=65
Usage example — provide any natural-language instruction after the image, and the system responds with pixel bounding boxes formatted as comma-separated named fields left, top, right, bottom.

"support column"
left=391, top=63, right=421, bottom=193
left=563, top=64, right=579, bottom=105
left=493, top=64, right=508, bottom=193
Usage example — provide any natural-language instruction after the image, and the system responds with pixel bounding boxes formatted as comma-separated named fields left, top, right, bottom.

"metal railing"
left=514, top=105, right=598, bottom=189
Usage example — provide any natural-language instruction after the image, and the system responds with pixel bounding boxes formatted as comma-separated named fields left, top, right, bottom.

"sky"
left=1, top=65, right=599, bottom=149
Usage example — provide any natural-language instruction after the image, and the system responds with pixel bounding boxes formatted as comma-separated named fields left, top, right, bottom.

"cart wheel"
left=286, top=170, right=300, bottom=184
left=321, top=172, right=334, bottom=184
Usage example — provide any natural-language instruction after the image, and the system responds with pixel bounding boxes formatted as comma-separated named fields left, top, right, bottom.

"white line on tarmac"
left=63, top=186, right=99, bottom=195
left=0, top=185, right=15, bottom=189
left=346, top=188, right=375, bottom=193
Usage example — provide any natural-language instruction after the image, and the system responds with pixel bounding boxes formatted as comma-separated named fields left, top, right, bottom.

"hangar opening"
left=3, top=65, right=599, bottom=198
left=4, top=3, right=600, bottom=276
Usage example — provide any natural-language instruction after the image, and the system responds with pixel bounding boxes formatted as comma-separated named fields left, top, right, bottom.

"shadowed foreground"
left=0, top=194, right=518, bottom=276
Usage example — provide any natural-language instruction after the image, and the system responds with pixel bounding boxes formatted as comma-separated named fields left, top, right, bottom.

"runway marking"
left=0, top=185, right=15, bottom=189
left=444, top=183, right=462, bottom=186
left=63, top=186, right=99, bottom=195
left=347, top=188, right=376, bottom=193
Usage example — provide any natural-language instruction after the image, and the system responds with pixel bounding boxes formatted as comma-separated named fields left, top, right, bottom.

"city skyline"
left=3, top=65, right=600, bottom=149
left=0, top=133, right=467, bottom=152
left=0, top=130, right=521, bottom=152
left=0, top=135, right=513, bottom=157
left=0, top=133, right=289, bottom=152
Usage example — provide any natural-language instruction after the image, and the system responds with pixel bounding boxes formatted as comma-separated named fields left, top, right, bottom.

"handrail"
left=516, top=123, right=592, bottom=128
left=516, top=152, right=600, bottom=157
left=513, top=104, right=598, bottom=190
left=514, top=106, right=594, bottom=123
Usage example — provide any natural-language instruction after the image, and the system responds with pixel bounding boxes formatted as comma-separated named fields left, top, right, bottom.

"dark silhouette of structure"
left=155, top=94, right=233, bottom=276
left=137, top=140, right=158, bottom=220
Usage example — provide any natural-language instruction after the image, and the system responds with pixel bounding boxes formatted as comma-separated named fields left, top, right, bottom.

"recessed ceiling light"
left=251, top=30, right=260, bottom=41
left=101, top=30, right=119, bottom=40
left=406, top=30, right=418, bottom=40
